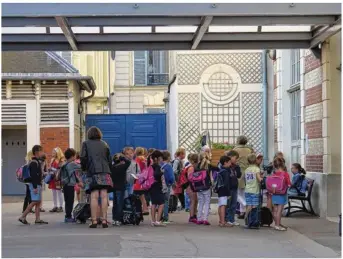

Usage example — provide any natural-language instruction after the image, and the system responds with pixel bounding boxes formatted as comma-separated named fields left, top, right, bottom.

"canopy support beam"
left=192, top=16, right=213, bottom=50
left=55, top=16, right=78, bottom=51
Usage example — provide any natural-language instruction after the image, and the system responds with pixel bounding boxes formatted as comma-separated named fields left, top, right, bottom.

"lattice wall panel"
left=242, top=92, right=263, bottom=153
left=177, top=53, right=262, bottom=85
left=201, top=95, right=240, bottom=145
left=178, top=93, right=200, bottom=152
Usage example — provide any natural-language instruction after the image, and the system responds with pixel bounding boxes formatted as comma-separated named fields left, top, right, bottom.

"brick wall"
left=303, top=52, right=323, bottom=172
left=40, top=127, right=69, bottom=161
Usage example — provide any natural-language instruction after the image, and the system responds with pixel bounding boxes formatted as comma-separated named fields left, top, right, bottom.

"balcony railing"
left=147, top=73, right=169, bottom=86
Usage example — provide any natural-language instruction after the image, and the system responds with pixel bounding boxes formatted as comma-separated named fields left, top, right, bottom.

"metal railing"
left=147, top=73, right=169, bottom=85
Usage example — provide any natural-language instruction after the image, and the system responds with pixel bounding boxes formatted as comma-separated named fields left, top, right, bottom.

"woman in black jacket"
left=80, top=127, right=113, bottom=228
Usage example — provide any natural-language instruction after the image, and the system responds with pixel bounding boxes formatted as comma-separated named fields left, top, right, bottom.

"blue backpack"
left=16, top=160, right=38, bottom=183
left=246, top=207, right=260, bottom=229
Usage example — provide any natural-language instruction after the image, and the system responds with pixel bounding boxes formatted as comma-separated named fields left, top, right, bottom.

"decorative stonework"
left=178, top=93, right=200, bottom=152
left=177, top=53, right=262, bottom=85
left=201, top=94, right=240, bottom=145
left=242, top=92, right=263, bottom=153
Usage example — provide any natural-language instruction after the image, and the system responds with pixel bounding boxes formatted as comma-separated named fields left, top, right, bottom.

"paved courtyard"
left=2, top=201, right=340, bottom=258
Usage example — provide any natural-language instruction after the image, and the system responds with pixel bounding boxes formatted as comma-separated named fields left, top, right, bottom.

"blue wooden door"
left=85, top=114, right=166, bottom=155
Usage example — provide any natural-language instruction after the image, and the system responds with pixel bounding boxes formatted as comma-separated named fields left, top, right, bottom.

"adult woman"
left=80, top=126, right=113, bottom=228
left=48, top=147, right=65, bottom=213
left=233, top=135, right=254, bottom=219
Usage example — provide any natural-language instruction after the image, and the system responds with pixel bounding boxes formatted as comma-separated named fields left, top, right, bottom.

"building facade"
left=271, top=32, right=341, bottom=218
left=1, top=51, right=96, bottom=196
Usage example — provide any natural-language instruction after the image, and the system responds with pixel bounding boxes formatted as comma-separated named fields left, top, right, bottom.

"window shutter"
left=134, top=51, right=147, bottom=85
left=40, top=103, right=69, bottom=124
left=2, top=104, right=26, bottom=125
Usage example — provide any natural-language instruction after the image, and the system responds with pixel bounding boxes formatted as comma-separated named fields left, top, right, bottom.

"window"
left=145, top=107, right=165, bottom=114
left=134, top=51, right=169, bottom=86
left=291, top=49, right=300, bottom=86
left=290, top=89, right=301, bottom=163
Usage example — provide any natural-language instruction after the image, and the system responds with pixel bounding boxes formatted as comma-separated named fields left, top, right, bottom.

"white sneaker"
left=154, top=221, right=166, bottom=227
left=112, top=220, right=116, bottom=226
left=151, top=221, right=156, bottom=227
left=227, top=221, right=240, bottom=226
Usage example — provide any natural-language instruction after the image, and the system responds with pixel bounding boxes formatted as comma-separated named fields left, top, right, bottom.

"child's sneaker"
left=227, top=221, right=240, bottom=226
left=189, top=217, right=197, bottom=224
left=203, top=220, right=211, bottom=225
left=64, top=218, right=75, bottom=223
left=151, top=221, right=156, bottom=227
left=196, top=220, right=203, bottom=225
left=154, top=221, right=166, bottom=227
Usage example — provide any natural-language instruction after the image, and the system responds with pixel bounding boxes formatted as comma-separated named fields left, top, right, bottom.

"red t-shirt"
left=133, top=156, right=146, bottom=191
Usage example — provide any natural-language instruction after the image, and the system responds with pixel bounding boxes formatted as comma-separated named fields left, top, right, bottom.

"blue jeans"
left=226, top=189, right=238, bottom=223
left=185, top=191, right=190, bottom=210
left=124, top=183, right=133, bottom=198
left=112, top=190, right=124, bottom=221
left=163, top=186, right=171, bottom=220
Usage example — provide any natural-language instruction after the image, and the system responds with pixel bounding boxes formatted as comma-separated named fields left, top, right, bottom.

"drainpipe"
left=262, top=50, right=268, bottom=165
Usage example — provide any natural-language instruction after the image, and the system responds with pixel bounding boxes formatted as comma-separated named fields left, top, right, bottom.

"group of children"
left=18, top=140, right=308, bottom=231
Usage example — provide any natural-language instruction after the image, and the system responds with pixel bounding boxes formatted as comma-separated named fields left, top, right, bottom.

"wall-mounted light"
left=42, top=80, right=46, bottom=84
left=31, top=81, right=35, bottom=85
left=19, top=80, right=23, bottom=84
left=68, top=91, right=74, bottom=98
left=54, top=80, right=58, bottom=85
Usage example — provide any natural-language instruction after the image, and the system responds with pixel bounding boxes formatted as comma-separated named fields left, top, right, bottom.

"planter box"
left=211, top=149, right=225, bottom=166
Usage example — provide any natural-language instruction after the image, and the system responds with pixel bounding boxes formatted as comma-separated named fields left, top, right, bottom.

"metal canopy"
left=2, top=3, right=342, bottom=51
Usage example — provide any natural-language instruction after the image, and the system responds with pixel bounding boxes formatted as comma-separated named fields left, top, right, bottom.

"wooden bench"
left=284, top=178, right=317, bottom=217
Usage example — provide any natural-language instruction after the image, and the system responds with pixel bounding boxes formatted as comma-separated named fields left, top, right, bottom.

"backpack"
left=188, top=167, right=210, bottom=192
left=266, top=174, right=288, bottom=195
left=213, top=173, right=224, bottom=194
left=60, top=162, right=72, bottom=187
left=16, top=160, right=38, bottom=183
left=138, top=166, right=155, bottom=190
left=246, top=207, right=260, bottom=229
left=177, top=165, right=189, bottom=188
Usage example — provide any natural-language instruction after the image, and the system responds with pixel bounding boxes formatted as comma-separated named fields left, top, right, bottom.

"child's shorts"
left=29, top=184, right=42, bottom=202
left=245, top=193, right=259, bottom=206
left=218, top=196, right=228, bottom=206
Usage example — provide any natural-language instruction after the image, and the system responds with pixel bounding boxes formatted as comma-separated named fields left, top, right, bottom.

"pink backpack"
left=138, top=166, right=155, bottom=190
left=188, top=169, right=210, bottom=192
left=266, top=174, right=288, bottom=195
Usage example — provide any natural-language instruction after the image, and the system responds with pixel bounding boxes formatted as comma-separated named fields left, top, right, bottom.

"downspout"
left=262, top=50, right=269, bottom=165
left=78, top=83, right=95, bottom=142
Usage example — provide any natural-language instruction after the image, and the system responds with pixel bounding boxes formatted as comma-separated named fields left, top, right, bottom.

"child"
left=133, top=147, right=149, bottom=215
left=244, top=154, right=263, bottom=219
left=195, top=152, right=212, bottom=225
left=19, top=145, right=48, bottom=225
left=173, top=147, right=186, bottom=209
left=288, top=163, right=307, bottom=196
left=185, top=153, right=199, bottom=223
left=111, top=153, right=131, bottom=226
left=63, top=148, right=82, bottom=223
left=217, top=156, right=233, bottom=227
left=22, top=151, right=33, bottom=213
left=74, top=153, right=81, bottom=203
left=225, top=150, right=242, bottom=226
left=272, top=157, right=291, bottom=231
left=161, top=150, right=175, bottom=224
left=148, top=150, right=166, bottom=227
left=123, top=147, right=140, bottom=197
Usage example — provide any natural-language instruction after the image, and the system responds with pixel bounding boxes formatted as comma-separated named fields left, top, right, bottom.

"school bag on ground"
left=265, top=174, right=288, bottom=195
left=73, top=195, right=91, bottom=224
left=168, top=195, right=178, bottom=213
left=188, top=168, right=210, bottom=192
left=16, top=160, right=38, bottom=183
left=121, top=194, right=143, bottom=225
left=138, top=166, right=155, bottom=190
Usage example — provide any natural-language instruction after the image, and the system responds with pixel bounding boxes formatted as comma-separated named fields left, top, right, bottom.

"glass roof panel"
left=103, top=27, right=151, bottom=33
left=71, top=27, right=100, bottom=34
left=262, top=26, right=311, bottom=32
left=208, top=26, right=258, bottom=33
left=155, top=26, right=197, bottom=33
left=2, top=27, right=46, bottom=34
left=50, top=27, right=63, bottom=34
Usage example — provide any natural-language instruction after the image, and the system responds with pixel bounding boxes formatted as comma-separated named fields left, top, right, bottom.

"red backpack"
left=178, top=165, right=191, bottom=189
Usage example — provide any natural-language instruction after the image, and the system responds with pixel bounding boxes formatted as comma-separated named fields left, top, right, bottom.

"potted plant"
left=210, top=142, right=234, bottom=166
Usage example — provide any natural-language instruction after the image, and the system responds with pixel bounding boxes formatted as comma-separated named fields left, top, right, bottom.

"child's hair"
left=227, top=150, right=239, bottom=159
left=187, top=154, right=191, bottom=160
left=112, top=153, right=123, bottom=165
left=147, top=150, right=163, bottom=167
left=53, top=147, right=64, bottom=162
left=143, top=148, right=148, bottom=157
left=135, top=147, right=145, bottom=157
left=40, top=153, right=47, bottom=161
left=273, top=157, right=285, bottom=170
left=247, top=154, right=257, bottom=165
left=162, top=150, right=171, bottom=161
left=123, top=146, right=134, bottom=154
left=292, top=163, right=306, bottom=175
left=25, top=150, right=33, bottom=163
left=148, top=148, right=156, bottom=155
left=199, top=151, right=210, bottom=170
left=175, top=147, right=186, bottom=157
left=32, top=145, right=43, bottom=156
left=274, top=151, right=284, bottom=159
left=75, top=152, right=80, bottom=160
left=220, top=155, right=231, bottom=165
left=64, top=148, right=76, bottom=160
left=188, top=153, right=199, bottom=165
